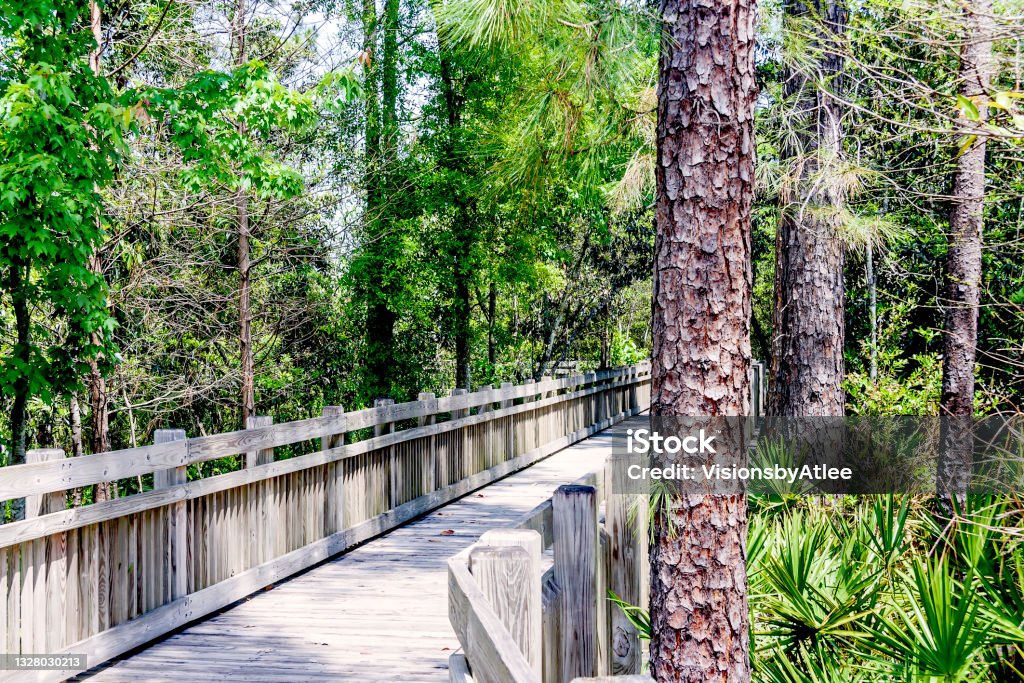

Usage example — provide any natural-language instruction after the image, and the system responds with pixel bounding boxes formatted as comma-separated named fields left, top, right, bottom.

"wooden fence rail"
left=0, top=363, right=652, bottom=683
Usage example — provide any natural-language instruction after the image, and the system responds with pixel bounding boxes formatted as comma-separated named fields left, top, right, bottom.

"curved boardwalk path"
left=78, top=418, right=639, bottom=682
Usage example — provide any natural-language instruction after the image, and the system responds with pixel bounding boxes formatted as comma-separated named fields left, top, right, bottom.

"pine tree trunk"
left=938, top=0, right=992, bottom=505
left=941, top=0, right=991, bottom=419
left=768, top=0, right=847, bottom=418
left=649, top=0, right=756, bottom=680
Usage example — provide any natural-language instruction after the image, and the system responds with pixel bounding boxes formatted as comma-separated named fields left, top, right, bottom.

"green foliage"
left=0, top=1, right=127, bottom=427
left=143, top=62, right=357, bottom=198
left=844, top=304, right=943, bottom=415
left=614, top=495, right=1024, bottom=682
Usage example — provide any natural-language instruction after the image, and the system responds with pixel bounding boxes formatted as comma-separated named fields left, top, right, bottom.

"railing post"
left=245, top=416, right=274, bottom=468
left=469, top=544, right=536, bottom=681
left=479, top=529, right=543, bottom=678
left=542, top=571, right=562, bottom=683
left=476, top=386, right=493, bottom=469
left=553, top=484, right=598, bottom=681
left=523, top=379, right=538, bottom=452
left=322, top=406, right=347, bottom=534
left=605, top=459, right=648, bottom=675
left=153, top=430, right=188, bottom=600
left=24, top=449, right=65, bottom=651
left=451, top=389, right=469, bottom=477
left=25, top=448, right=65, bottom=519
left=375, top=398, right=397, bottom=507
left=500, top=381, right=514, bottom=460
left=417, top=392, right=437, bottom=493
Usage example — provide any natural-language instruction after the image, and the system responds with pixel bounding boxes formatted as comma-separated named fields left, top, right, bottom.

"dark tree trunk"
left=866, top=241, right=877, bottom=381
left=938, top=0, right=992, bottom=506
left=649, top=0, right=756, bottom=680
left=362, top=0, right=401, bottom=400
left=454, top=253, right=472, bottom=390
left=439, top=49, right=473, bottom=391
left=768, top=0, right=847, bottom=418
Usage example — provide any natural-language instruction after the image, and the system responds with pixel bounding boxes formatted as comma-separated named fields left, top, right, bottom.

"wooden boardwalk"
left=77, top=418, right=640, bottom=682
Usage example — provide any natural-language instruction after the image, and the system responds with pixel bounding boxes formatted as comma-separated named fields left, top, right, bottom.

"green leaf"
left=957, top=94, right=980, bottom=121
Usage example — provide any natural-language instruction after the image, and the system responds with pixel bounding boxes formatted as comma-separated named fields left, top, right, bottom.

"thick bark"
left=650, top=1, right=756, bottom=681
left=768, top=0, right=847, bottom=418
left=234, top=0, right=255, bottom=427
left=938, top=0, right=992, bottom=507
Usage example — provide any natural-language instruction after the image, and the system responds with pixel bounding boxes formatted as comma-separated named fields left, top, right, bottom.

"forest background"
left=1, top=0, right=1022, bottom=499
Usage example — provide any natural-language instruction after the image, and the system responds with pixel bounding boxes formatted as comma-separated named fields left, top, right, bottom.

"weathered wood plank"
left=541, top=568, right=561, bottom=683
left=478, top=529, right=543, bottom=679
left=450, top=653, right=476, bottom=683
left=154, top=429, right=188, bottom=602
left=0, top=443, right=186, bottom=501
left=605, top=455, right=647, bottom=676
left=448, top=557, right=538, bottom=683
left=553, top=484, right=599, bottom=681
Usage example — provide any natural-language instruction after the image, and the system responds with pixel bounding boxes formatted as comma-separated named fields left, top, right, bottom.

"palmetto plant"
left=613, top=494, right=1024, bottom=681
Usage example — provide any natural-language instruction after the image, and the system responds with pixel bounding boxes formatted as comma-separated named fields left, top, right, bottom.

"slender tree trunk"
left=768, top=0, right=848, bottom=417
left=938, top=0, right=992, bottom=505
left=233, top=0, right=255, bottom=427
left=8, top=260, right=30, bottom=521
left=488, top=281, right=497, bottom=368
left=941, top=0, right=991, bottom=419
left=88, top=1, right=113, bottom=501
left=454, top=258, right=472, bottom=389
left=649, top=1, right=756, bottom=680
left=866, top=241, right=877, bottom=381
left=70, top=393, right=84, bottom=507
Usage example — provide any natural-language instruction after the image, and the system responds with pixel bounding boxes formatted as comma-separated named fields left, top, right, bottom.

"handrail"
left=0, top=363, right=652, bottom=683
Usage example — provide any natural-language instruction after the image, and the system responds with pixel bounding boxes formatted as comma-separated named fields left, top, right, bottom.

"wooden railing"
left=0, top=363, right=652, bottom=682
